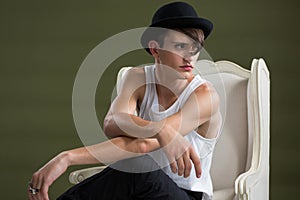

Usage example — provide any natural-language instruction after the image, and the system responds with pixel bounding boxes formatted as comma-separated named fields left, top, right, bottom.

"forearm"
left=104, top=112, right=164, bottom=138
left=63, top=137, right=160, bottom=167
left=28, top=136, right=160, bottom=200
left=107, top=112, right=199, bottom=139
left=104, top=85, right=218, bottom=140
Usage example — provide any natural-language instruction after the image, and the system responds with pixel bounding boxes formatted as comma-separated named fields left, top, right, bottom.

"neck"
left=154, top=63, right=193, bottom=97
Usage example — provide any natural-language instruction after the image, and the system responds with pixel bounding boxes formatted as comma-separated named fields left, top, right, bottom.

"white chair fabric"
left=69, top=58, right=270, bottom=200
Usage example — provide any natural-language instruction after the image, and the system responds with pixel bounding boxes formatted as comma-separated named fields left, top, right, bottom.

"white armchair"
left=69, top=58, right=270, bottom=200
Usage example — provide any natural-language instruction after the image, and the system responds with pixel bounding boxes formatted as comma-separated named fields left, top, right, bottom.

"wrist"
left=58, top=151, right=73, bottom=167
left=156, top=123, right=180, bottom=146
left=152, top=120, right=166, bottom=139
left=154, top=123, right=172, bottom=140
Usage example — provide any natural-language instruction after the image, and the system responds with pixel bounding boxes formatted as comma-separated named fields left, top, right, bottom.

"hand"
left=172, top=145, right=201, bottom=178
left=156, top=126, right=201, bottom=178
left=28, top=153, right=69, bottom=200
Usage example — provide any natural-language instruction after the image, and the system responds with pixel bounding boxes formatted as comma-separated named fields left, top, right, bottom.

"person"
left=28, top=2, right=222, bottom=200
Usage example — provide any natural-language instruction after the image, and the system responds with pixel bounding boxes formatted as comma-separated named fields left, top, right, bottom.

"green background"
left=1, top=0, right=299, bottom=199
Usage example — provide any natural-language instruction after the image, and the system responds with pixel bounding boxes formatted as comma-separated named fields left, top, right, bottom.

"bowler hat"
left=141, top=2, right=213, bottom=54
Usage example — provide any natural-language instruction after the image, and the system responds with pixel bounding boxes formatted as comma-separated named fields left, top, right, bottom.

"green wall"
left=1, top=0, right=299, bottom=199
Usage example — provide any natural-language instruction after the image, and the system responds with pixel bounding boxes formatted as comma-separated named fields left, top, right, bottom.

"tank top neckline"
left=152, top=72, right=202, bottom=115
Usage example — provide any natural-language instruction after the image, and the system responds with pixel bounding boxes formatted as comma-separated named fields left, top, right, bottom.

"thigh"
left=57, top=167, right=135, bottom=200
left=133, top=169, right=192, bottom=200
left=183, top=189, right=203, bottom=200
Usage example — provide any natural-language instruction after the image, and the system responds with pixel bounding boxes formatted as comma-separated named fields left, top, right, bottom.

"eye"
left=174, top=43, right=187, bottom=49
left=192, top=47, right=199, bottom=53
left=191, top=43, right=202, bottom=54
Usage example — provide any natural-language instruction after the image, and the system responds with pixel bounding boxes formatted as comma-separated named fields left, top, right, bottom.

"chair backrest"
left=195, top=60, right=252, bottom=191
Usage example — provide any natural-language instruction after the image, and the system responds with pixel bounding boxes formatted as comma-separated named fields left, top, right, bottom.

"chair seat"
left=213, top=188, right=235, bottom=200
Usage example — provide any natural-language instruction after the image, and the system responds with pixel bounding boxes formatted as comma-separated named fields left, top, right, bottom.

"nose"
left=183, top=53, right=193, bottom=63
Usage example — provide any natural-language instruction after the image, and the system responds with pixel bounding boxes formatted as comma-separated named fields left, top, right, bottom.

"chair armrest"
left=234, top=58, right=270, bottom=200
left=235, top=164, right=269, bottom=200
left=69, top=166, right=107, bottom=184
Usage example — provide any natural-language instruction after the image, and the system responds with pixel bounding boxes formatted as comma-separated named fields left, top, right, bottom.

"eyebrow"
left=171, top=41, right=200, bottom=46
left=171, top=41, right=190, bottom=44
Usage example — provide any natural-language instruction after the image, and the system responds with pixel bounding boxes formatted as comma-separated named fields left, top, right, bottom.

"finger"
left=176, top=157, right=184, bottom=176
left=31, top=172, right=42, bottom=191
left=27, top=186, right=34, bottom=200
left=34, top=193, right=41, bottom=200
left=30, top=189, right=40, bottom=200
left=182, top=152, right=192, bottom=178
left=40, top=183, right=50, bottom=200
left=189, top=147, right=201, bottom=178
left=31, top=173, right=38, bottom=189
left=28, top=182, right=38, bottom=200
left=29, top=177, right=41, bottom=200
left=28, top=192, right=38, bottom=200
left=170, top=161, right=177, bottom=174
left=36, top=175, right=43, bottom=191
left=29, top=176, right=42, bottom=200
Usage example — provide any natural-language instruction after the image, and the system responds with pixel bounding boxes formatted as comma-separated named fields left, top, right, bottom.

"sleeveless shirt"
left=138, top=65, right=221, bottom=200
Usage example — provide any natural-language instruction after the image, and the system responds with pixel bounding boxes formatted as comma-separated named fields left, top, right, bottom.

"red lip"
left=180, top=65, right=193, bottom=71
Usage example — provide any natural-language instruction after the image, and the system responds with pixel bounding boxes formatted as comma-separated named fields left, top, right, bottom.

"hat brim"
left=141, top=17, right=213, bottom=54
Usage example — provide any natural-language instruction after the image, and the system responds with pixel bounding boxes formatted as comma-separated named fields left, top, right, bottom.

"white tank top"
left=138, top=65, right=220, bottom=200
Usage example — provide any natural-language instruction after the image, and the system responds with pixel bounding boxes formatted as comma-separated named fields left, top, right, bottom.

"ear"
left=148, top=40, right=160, bottom=57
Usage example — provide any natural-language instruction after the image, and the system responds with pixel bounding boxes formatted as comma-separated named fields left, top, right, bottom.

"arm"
left=103, top=68, right=219, bottom=177
left=28, top=136, right=160, bottom=200
left=104, top=67, right=219, bottom=140
left=152, top=83, right=220, bottom=176
left=156, top=82, right=220, bottom=139
left=104, top=67, right=163, bottom=139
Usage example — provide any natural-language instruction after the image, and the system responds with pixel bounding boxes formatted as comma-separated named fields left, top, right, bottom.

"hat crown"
left=152, top=2, right=198, bottom=25
left=141, top=2, right=213, bottom=54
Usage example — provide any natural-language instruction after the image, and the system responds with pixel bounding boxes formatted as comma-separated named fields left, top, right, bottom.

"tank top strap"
left=177, top=75, right=207, bottom=108
left=139, top=65, right=156, bottom=118
left=144, top=65, right=156, bottom=84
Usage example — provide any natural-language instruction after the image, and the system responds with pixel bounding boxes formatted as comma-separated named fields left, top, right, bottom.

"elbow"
left=103, top=116, right=117, bottom=138
left=136, top=138, right=160, bottom=154
left=103, top=116, right=110, bottom=134
left=135, top=139, right=150, bottom=154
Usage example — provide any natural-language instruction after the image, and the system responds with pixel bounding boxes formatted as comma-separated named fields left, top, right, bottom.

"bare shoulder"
left=194, top=82, right=220, bottom=113
left=127, top=65, right=145, bottom=74
left=123, top=66, right=146, bottom=85
left=119, top=66, right=147, bottom=101
left=126, top=66, right=145, bottom=76
left=194, top=82, right=219, bottom=100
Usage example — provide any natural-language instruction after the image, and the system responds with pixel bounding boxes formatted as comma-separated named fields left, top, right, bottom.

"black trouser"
left=57, top=156, right=203, bottom=200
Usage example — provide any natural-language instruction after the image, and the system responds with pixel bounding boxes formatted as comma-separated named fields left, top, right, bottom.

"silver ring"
left=28, top=183, right=40, bottom=195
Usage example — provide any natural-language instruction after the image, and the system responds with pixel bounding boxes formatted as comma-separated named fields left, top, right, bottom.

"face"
left=153, top=29, right=201, bottom=79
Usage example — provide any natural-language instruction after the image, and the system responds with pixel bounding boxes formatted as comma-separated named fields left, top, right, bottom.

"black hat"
left=141, top=2, right=213, bottom=54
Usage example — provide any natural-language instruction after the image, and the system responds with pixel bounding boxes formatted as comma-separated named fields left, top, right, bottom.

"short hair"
left=155, top=28, right=205, bottom=49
